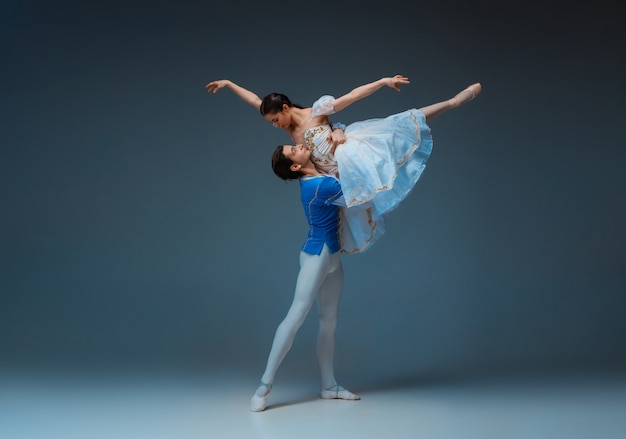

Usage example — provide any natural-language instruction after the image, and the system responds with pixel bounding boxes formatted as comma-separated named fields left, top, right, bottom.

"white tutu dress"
left=304, top=95, right=433, bottom=254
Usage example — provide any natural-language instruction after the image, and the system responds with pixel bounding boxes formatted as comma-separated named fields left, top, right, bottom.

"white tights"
left=259, top=244, right=344, bottom=391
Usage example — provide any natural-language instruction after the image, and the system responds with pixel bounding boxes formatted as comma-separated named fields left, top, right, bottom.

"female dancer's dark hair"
left=260, top=93, right=303, bottom=116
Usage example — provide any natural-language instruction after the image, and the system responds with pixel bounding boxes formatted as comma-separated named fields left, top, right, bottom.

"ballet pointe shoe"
left=450, top=82, right=482, bottom=108
left=250, top=381, right=272, bottom=412
left=465, top=83, right=482, bottom=100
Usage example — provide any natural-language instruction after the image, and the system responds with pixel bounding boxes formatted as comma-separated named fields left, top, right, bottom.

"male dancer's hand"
left=328, top=129, right=346, bottom=154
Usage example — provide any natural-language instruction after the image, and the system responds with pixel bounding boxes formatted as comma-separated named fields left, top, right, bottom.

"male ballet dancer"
left=250, top=143, right=360, bottom=412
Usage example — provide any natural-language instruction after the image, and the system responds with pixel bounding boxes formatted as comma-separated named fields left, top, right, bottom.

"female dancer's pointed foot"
left=250, top=381, right=272, bottom=412
left=450, top=82, right=482, bottom=108
left=320, top=384, right=361, bottom=400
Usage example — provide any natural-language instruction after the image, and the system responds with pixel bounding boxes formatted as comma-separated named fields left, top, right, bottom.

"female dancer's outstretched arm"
left=205, top=75, right=410, bottom=113
left=331, top=75, right=410, bottom=113
left=205, top=77, right=348, bottom=146
left=205, top=79, right=262, bottom=109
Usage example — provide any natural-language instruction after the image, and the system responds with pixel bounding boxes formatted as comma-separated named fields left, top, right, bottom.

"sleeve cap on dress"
left=311, top=95, right=336, bottom=117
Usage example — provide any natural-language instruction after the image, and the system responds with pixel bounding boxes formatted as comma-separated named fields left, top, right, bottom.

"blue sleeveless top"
left=299, top=175, right=343, bottom=255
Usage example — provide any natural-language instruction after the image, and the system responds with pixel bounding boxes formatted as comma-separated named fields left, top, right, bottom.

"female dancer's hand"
left=385, top=75, right=410, bottom=91
left=204, top=79, right=262, bottom=109
left=205, top=79, right=231, bottom=93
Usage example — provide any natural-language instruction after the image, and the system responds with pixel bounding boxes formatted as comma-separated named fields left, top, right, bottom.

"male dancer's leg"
left=316, top=257, right=360, bottom=401
left=250, top=245, right=333, bottom=411
left=316, top=255, right=343, bottom=390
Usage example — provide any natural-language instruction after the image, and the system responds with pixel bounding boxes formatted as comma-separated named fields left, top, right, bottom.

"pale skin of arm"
left=204, top=75, right=409, bottom=109
left=332, top=75, right=409, bottom=112
left=326, top=75, right=409, bottom=153
left=205, top=75, right=411, bottom=148
left=205, top=79, right=262, bottom=109
left=205, top=79, right=346, bottom=146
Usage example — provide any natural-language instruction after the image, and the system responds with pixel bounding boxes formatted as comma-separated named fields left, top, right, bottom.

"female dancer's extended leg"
left=418, top=83, right=482, bottom=123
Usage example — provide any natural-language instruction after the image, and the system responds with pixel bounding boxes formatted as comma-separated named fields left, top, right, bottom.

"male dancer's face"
left=282, top=144, right=310, bottom=168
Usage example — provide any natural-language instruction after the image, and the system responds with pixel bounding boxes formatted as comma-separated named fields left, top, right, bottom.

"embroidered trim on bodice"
left=304, top=124, right=338, bottom=177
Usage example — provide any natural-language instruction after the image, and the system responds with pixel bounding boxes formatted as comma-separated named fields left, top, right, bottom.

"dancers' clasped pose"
left=204, top=74, right=482, bottom=412
left=206, top=75, right=481, bottom=253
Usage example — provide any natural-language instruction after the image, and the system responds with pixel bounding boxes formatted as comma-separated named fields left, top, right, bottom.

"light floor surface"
left=1, top=370, right=625, bottom=439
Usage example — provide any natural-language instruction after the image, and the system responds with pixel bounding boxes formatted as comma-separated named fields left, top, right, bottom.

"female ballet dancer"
left=206, top=76, right=481, bottom=253
left=250, top=144, right=359, bottom=412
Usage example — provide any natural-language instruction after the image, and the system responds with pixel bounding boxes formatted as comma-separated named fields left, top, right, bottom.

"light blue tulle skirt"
left=336, top=108, right=433, bottom=215
left=336, top=109, right=433, bottom=254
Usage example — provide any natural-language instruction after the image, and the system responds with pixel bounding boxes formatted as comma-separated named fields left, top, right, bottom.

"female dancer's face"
left=263, top=105, right=290, bottom=129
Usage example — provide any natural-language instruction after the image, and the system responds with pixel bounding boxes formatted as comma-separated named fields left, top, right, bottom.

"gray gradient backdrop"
left=1, top=0, right=625, bottom=383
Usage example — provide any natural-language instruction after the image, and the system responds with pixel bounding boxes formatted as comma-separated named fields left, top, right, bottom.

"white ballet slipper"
left=320, top=384, right=361, bottom=400
left=250, top=381, right=272, bottom=412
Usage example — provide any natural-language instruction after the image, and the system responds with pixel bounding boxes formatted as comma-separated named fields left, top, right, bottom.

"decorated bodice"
left=304, top=124, right=338, bottom=177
